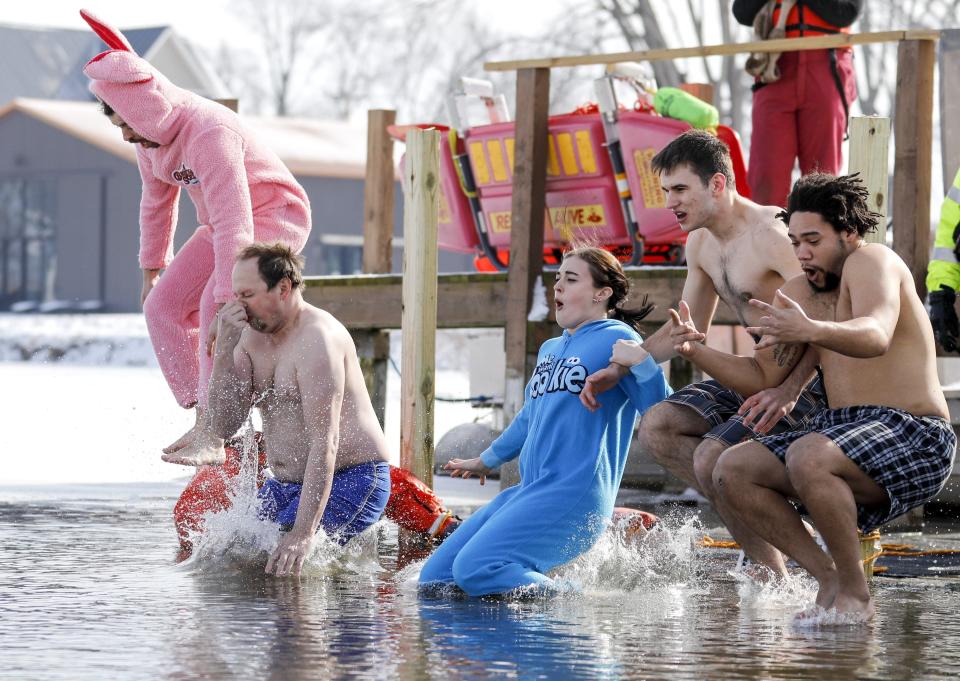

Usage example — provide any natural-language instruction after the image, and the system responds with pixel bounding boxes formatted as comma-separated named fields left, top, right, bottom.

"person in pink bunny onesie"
left=80, top=9, right=312, bottom=466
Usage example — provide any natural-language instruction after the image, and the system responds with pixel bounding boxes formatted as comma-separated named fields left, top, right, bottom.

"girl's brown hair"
left=562, top=246, right=654, bottom=333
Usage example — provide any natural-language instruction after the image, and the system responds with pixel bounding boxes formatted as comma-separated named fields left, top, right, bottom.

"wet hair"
left=236, top=241, right=305, bottom=290
left=99, top=100, right=115, bottom=117
left=562, top=246, right=654, bottom=333
left=651, top=129, right=735, bottom=189
left=779, top=172, right=880, bottom=237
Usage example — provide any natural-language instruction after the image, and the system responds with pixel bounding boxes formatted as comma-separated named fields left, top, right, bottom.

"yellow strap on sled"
left=448, top=129, right=477, bottom=199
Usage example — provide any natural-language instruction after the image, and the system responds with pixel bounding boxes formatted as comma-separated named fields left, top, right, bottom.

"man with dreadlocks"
left=671, top=172, right=956, bottom=623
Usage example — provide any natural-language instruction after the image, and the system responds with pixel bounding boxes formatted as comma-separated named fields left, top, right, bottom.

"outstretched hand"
left=580, top=340, right=650, bottom=411
left=738, top=385, right=798, bottom=434
left=611, top=339, right=650, bottom=367
left=746, top=290, right=814, bottom=350
left=266, top=530, right=314, bottom=577
left=668, top=300, right=704, bottom=356
left=445, top=457, right=495, bottom=485
left=580, top=364, right=625, bottom=412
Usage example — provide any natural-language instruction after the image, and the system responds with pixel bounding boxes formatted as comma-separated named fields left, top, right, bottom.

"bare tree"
left=211, top=44, right=271, bottom=116
left=234, top=0, right=331, bottom=116
left=596, top=1, right=751, bottom=134
left=208, top=0, right=754, bottom=131
left=599, top=0, right=684, bottom=87
left=856, top=0, right=960, bottom=118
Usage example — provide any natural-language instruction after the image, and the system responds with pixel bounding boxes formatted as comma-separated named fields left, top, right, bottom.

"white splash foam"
left=179, top=425, right=382, bottom=578
left=791, top=604, right=873, bottom=629
left=551, top=514, right=707, bottom=594
left=733, top=568, right=817, bottom=612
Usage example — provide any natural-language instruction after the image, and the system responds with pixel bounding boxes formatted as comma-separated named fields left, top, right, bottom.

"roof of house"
left=0, top=98, right=369, bottom=179
left=0, top=22, right=229, bottom=105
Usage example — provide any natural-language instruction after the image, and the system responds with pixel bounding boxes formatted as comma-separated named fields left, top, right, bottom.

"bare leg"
left=163, top=405, right=203, bottom=454
left=693, top=438, right=787, bottom=578
left=784, top=435, right=887, bottom=621
left=714, top=441, right=837, bottom=607
left=638, top=402, right=710, bottom=491
left=161, top=407, right=226, bottom=466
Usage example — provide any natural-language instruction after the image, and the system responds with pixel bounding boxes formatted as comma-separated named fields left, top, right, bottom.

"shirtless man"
left=207, top=242, right=390, bottom=577
left=582, top=130, right=823, bottom=572
left=674, top=173, right=956, bottom=621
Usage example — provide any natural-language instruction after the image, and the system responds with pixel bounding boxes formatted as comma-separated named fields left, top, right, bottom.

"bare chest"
left=809, top=292, right=840, bottom=323
left=702, top=253, right=781, bottom=324
left=251, top=359, right=301, bottom=413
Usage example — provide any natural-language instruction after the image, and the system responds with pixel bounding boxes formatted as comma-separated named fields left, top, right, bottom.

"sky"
left=6, top=1, right=242, bottom=39
left=3, top=0, right=565, bottom=46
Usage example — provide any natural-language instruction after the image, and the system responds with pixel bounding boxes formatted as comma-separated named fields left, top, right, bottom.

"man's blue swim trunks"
left=257, top=460, right=391, bottom=544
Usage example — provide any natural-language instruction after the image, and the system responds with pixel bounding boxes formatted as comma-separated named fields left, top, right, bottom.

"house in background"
left=0, top=98, right=472, bottom=312
left=0, top=21, right=231, bottom=106
left=0, top=22, right=472, bottom=312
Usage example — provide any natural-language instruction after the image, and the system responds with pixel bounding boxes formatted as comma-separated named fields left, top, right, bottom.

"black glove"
left=929, top=285, right=959, bottom=352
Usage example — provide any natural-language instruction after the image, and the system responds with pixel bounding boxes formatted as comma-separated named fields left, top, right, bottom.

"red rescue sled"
left=390, top=77, right=750, bottom=272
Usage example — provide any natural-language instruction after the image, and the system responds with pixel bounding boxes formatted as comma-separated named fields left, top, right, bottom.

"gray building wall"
left=0, top=111, right=475, bottom=312
left=0, top=113, right=140, bottom=311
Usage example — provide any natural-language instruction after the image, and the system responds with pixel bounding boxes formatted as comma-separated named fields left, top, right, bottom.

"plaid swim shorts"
left=755, top=405, right=957, bottom=532
left=665, top=374, right=827, bottom=446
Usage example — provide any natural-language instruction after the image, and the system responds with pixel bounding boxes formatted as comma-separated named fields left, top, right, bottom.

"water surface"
left=4, top=482, right=960, bottom=680
left=6, top=362, right=960, bottom=680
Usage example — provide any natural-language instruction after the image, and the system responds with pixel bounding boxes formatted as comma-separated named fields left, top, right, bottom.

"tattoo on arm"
left=773, top=344, right=802, bottom=368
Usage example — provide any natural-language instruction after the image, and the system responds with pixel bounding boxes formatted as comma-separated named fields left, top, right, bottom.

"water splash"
left=551, top=513, right=709, bottom=594
left=791, top=604, right=873, bottom=628
left=732, top=567, right=818, bottom=611
left=178, top=423, right=381, bottom=577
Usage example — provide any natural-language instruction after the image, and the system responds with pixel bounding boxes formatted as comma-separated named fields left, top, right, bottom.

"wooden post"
left=939, top=29, right=960, bottom=192
left=847, top=116, right=891, bottom=245
left=893, top=38, right=936, bottom=298
left=364, top=109, right=397, bottom=273
left=501, top=67, right=550, bottom=489
left=216, top=98, right=239, bottom=112
left=357, top=109, right=396, bottom=427
left=400, top=128, right=440, bottom=487
left=352, top=329, right=390, bottom=427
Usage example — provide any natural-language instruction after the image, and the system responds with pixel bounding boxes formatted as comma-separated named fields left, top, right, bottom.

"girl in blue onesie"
left=418, top=247, right=672, bottom=597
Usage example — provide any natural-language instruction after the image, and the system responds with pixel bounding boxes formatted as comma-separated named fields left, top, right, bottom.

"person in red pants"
left=733, top=1, right=862, bottom=207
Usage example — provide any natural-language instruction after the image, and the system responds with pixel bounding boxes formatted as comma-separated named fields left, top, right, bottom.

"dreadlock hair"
left=562, top=246, right=654, bottom=333
left=651, top=129, right=735, bottom=189
left=779, top=172, right=880, bottom=237
left=236, top=241, right=305, bottom=290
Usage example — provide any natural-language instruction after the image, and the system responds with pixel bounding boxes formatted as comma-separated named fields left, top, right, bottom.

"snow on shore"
left=1, top=314, right=498, bottom=485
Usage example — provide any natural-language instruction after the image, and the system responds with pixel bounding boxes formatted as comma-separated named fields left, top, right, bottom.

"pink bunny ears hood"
left=80, top=8, right=190, bottom=146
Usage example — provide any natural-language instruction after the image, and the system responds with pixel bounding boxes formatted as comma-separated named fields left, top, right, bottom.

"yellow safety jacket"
left=926, top=166, right=960, bottom=292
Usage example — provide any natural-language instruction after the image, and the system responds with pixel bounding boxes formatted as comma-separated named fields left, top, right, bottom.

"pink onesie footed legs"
left=143, top=225, right=218, bottom=409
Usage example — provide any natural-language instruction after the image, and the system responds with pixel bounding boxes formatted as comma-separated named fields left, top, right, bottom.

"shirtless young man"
left=581, top=130, right=824, bottom=572
left=207, top=242, right=390, bottom=577
left=674, top=173, right=956, bottom=621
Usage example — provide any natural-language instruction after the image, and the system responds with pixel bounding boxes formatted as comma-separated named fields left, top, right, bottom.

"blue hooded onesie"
left=419, top=319, right=672, bottom=596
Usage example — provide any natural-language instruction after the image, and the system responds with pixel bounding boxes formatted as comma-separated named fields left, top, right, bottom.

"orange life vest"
left=772, top=1, right=850, bottom=38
